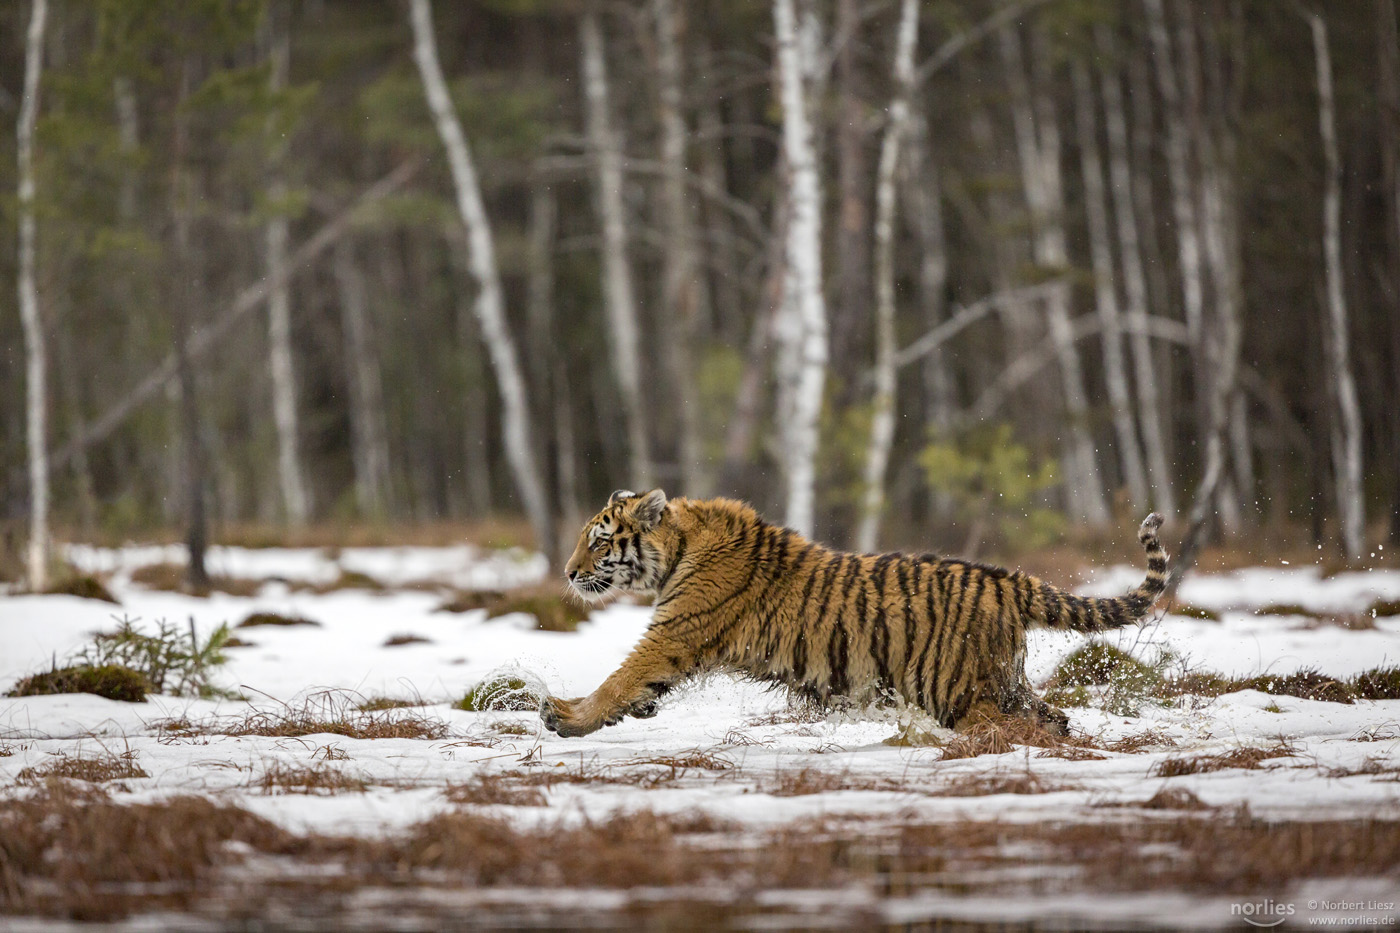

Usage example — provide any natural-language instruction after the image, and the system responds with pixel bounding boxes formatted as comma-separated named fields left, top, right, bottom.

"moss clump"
left=238, top=612, right=320, bottom=628
left=44, top=574, right=119, bottom=604
left=1354, top=666, right=1400, bottom=701
left=6, top=664, right=152, bottom=703
left=435, top=590, right=503, bottom=614
left=1041, top=683, right=1092, bottom=709
left=458, top=675, right=537, bottom=712
left=1048, top=642, right=1147, bottom=688
left=1238, top=668, right=1356, bottom=704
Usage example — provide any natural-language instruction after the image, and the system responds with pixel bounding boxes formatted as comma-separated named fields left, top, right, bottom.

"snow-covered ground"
left=3, top=543, right=1399, bottom=929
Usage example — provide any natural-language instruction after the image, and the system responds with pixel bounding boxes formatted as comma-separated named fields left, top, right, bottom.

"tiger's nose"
left=567, top=569, right=578, bottom=581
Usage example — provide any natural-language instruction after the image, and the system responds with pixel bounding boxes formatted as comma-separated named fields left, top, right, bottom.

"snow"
left=3, top=546, right=1400, bottom=927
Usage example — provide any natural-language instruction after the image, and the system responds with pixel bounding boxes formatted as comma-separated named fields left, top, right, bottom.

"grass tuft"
left=940, top=770, right=1078, bottom=797
left=1367, top=598, right=1400, bottom=618
left=940, top=710, right=1100, bottom=761
left=1353, top=666, right=1400, bottom=700
left=238, top=611, right=320, bottom=628
left=256, top=761, right=370, bottom=795
left=382, top=633, right=432, bottom=647
left=1170, top=603, right=1222, bottom=621
left=43, top=574, right=119, bottom=604
left=18, top=752, right=149, bottom=784
left=1151, top=742, right=1297, bottom=778
left=445, top=774, right=548, bottom=807
left=1106, top=730, right=1178, bottom=753
left=129, top=563, right=263, bottom=597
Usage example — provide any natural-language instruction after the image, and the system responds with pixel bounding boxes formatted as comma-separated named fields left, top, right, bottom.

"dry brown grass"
left=1325, top=758, right=1400, bottom=780
left=1152, top=742, right=1298, bottom=778
left=444, top=773, right=549, bottom=807
left=238, top=611, right=320, bottom=628
left=256, top=761, right=370, bottom=795
left=129, top=563, right=263, bottom=597
left=17, top=751, right=148, bottom=784
left=382, top=633, right=432, bottom=647
left=5, top=784, right=1400, bottom=923
left=939, top=710, right=1101, bottom=761
left=939, top=770, right=1079, bottom=797
left=437, top=582, right=589, bottom=632
left=166, top=691, right=450, bottom=741
left=42, top=573, right=119, bottom=604
left=1106, top=730, right=1179, bottom=753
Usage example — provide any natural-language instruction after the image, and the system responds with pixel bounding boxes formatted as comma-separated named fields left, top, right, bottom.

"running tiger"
left=541, top=489, right=1167, bottom=738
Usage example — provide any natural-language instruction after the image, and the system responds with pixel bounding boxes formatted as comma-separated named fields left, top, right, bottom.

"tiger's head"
left=565, top=489, right=669, bottom=602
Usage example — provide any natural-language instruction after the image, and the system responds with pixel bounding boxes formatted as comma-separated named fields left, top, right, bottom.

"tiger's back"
left=543, top=490, right=1166, bottom=737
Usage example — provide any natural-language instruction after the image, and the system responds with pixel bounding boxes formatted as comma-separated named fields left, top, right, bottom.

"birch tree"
left=855, top=0, right=918, bottom=552
left=652, top=0, right=707, bottom=496
left=16, top=0, right=50, bottom=591
left=1097, top=23, right=1176, bottom=516
left=580, top=6, right=652, bottom=487
left=773, top=0, right=828, bottom=538
left=1000, top=24, right=1109, bottom=525
left=333, top=239, right=391, bottom=518
left=1071, top=59, right=1149, bottom=509
left=408, top=0, right=553, bottom=555
left=1304, top=9, right=1365, bottom=561
left=1379, top=0, right=1400, bottom=546
left=262, top=1, right=310, bottom=524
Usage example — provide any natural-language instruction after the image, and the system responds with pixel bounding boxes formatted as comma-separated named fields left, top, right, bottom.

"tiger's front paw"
left=539, top=696, right=601, bottom=738
left=627, top=698, right=661, bottom=719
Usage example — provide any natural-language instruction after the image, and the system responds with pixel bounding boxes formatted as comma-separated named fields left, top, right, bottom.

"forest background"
left=3, top=0, right=1397, bottom=588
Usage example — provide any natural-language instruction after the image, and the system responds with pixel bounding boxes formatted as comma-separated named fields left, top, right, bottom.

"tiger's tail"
left=1030, top=513, right=1167, bottom=633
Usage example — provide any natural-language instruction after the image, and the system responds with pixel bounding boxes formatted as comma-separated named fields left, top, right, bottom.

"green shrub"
left=70, top=617, right=234, bottom=699
left=1043, top=642, right=1171, bottom=717
left=7, top=664, right=152, bottom=703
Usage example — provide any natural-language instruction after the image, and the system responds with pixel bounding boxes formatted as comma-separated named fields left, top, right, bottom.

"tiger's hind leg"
left=992, top=679, right=1069, bottom=736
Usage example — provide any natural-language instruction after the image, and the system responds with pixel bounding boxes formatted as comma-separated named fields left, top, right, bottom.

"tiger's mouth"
left=568, top=574, right=612, bottom=603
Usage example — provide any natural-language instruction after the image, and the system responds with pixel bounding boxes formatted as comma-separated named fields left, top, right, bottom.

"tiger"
left=540, top=489, right=1167, bottom=738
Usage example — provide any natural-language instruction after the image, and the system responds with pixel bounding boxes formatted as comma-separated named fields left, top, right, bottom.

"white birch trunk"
left=409, top=0, right=553, bottom=554
left=855, top=0, right=918, bottom=552
left=17, top=0, right=50, bottom=591
left=1308, top=11, right=1365, bottom=561
left=773, top=0, right=828, bottom=538
left=1144, top=0, right=1205, bottom=353
left=1097, top=24, right=1177, bottom=516
left=580, top=8, right=652, bottom=487
left=262, top=7, right=310, bottom=523
left=652, top=0, right=708, bottom=497
left=1071, top=59, right=1150, bottom=509
left=333, top=239, right=391, bottom=518
left=1000, top=25, right=1109, bottom=525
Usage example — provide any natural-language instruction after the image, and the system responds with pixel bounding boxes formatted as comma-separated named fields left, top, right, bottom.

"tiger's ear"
left=631, top=489, right=668, bottom=530
left=608, top=489, right=636, bottom=506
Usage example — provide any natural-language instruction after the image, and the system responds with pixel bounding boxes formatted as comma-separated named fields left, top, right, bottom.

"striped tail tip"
left=1138, top=512, right=1164, bottom=543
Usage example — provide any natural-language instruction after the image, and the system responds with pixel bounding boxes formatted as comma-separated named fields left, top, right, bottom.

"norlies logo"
left=1232, top=899, right=1296, bottom=927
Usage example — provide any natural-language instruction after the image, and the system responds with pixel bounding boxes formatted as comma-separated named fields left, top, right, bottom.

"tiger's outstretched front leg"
left=540, top=631, right=690, bottom=737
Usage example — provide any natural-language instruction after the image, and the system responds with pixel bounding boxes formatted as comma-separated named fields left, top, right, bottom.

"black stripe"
left=1040, top=582, right=1061, bottom=628
left=869, top=555, right=893, bottom=692
left=927, top=564, right=970, bottom=712
left=662, top=521, right=767, bottom=638
left=660, top=530, right=688, bottom=591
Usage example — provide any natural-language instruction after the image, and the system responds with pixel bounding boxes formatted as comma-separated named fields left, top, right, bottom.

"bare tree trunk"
left=855, top=0, right=918, bottom=552
left=831, top=0, right=871, bottom=401
left=1072, top=59, right=1150, bottom=510
left=262, top=2, right=310, bottom=524
left=172, top=57, right=208, bottom=592
left=906, top=111, right=954, bottom=434
left=332, top=239, right=391, bottom=519
left=1379, top=0, right=1400, bottom=546
left=1097, top=24, right=1177, bottom=516
left=772, top=0, right=829, bottom=538
left=409, top=0, right=553, bottom=556
left=17, top=0, right=50, bottom=591
left=1306, top=10, right=1365, bottom=561
left=580, top=6, right=652, bottom=488
left=652, top=0, right=707, bottom=497
left=1001, top=25, right=1109, bottom=525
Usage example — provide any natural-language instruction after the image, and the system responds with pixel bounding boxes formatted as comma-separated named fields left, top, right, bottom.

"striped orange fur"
left=541, top=489, right=1167, bottom=738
